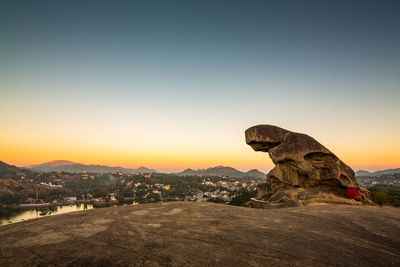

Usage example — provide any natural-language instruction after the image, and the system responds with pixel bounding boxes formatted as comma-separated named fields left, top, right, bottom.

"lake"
left=0, top=204, right=94, bottom=226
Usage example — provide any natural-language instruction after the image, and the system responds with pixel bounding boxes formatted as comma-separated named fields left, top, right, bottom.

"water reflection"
left=0, top=204, right=94, bottom=226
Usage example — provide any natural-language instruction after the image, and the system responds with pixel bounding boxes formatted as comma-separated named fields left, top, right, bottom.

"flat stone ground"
left=0, top=202, right=399, bottom=266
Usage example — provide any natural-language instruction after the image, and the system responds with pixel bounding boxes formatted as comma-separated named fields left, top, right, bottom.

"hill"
left=0, top=161, right=37, bottom=179
left=0, top=161, right=68, bottom=204
left=0, top=178, right=31, bottom=204
left=27, top=160, right=158, bottom=174
left=176, top=166, right=265, bottom=180
left=356, top=168, right=400, bottom=177
left=0, top=202, right=399, bottom=266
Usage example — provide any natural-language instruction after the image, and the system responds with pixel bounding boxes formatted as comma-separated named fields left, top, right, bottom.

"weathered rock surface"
left=245, top=125, right=367, bottom=206
left=0, top=202, right=399, bottom=266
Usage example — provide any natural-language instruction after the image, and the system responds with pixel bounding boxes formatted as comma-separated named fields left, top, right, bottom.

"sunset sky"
left=1, top=0, right=399, bottom=172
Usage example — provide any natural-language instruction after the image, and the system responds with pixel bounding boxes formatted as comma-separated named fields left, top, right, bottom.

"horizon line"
left=4, top=159, right=398, bottom=174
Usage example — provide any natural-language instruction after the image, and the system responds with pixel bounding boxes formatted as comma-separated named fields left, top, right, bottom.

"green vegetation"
left=229, top=188, right=256, bottom=206
left=0, top=170, right=259, bottom=210
left=370, top=185, right=400, bottom=206
left=0, top=161, right=263, bottom=210
left=207, top=197, right=226, bottom=204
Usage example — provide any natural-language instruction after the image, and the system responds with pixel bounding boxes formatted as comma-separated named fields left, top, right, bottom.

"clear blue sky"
left=1, top=0, right=399, bottom=172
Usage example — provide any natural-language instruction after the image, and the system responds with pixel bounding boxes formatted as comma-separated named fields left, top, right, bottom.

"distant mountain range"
left=4, top=159, right=399, bottom=180
left=175, top=166, right=266, bottom=180
left=27, top=160, right=158, bottom=174
left=2, top=160, right=266, bottom=179
left=355, top=168, right=400, bottom=177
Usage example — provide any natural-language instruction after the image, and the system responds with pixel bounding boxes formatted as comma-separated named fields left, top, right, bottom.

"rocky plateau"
left=0, top=202, right=399, bottom=266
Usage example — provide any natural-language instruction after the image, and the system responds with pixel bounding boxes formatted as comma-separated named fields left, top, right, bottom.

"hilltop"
left=176, top=166, right=266, bottom=180
left=27, top=160, right=76, bottom=168
left=0, top=202, right=399, bottom=266
left=0, top=161, right=37, bottom=179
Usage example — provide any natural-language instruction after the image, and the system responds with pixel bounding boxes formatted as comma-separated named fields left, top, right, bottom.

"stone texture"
left=245, top=124, right=366, bottom=205
left=0, top=202, right=399, bottom=266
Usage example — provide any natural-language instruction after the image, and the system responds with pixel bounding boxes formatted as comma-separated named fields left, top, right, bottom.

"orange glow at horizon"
left=1, top=136, right=399, bottom=172
left=1, top=102, right=399, bottom=172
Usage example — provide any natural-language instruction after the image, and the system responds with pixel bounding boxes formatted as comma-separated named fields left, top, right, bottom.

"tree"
left=116, top=194, right=125, bottom=205
left=229, top=188, right=256, bottom=206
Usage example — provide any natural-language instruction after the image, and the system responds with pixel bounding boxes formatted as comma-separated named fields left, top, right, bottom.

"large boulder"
left=245, top=125, right=368, bottom=206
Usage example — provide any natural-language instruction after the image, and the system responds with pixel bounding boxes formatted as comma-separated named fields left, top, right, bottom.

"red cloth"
left=345, top=187, right=362, bottom=201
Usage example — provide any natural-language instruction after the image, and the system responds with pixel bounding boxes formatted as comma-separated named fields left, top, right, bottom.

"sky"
left=1, top=0, right=399, bottom=172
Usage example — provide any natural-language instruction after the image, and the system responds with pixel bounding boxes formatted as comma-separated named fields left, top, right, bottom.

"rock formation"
left=245, top=125, right=370, bottom=207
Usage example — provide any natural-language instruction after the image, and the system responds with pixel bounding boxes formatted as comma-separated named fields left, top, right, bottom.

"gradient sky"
left=1, top=0, right=399, bottom=172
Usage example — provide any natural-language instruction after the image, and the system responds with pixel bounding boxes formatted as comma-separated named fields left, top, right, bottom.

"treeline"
left=369, top=185, right=400, bottom=206
left=207, top=188, right=256, bottom=206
